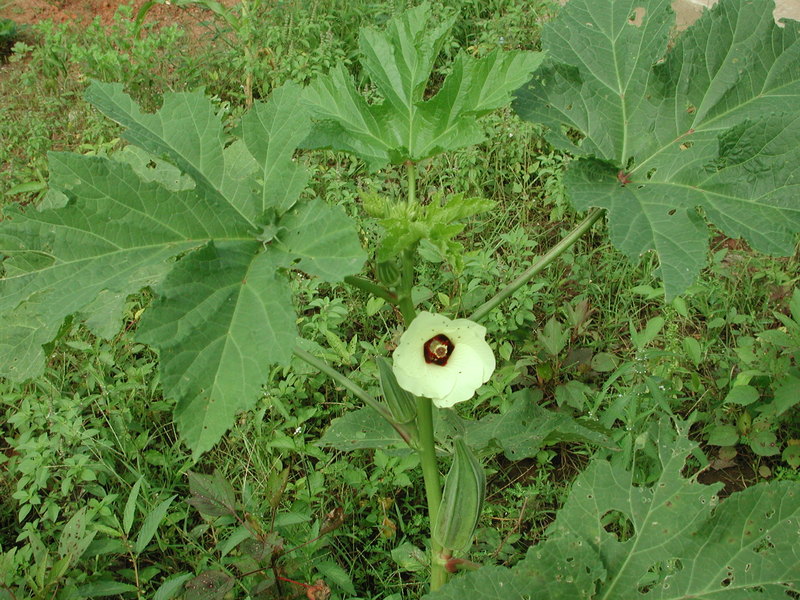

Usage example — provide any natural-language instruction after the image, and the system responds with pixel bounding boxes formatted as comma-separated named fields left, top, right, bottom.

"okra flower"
left=392, top=312, right=495, bottom=408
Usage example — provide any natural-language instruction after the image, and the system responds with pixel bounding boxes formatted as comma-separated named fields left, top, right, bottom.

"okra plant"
left=1, top=0, right=799, bottom=597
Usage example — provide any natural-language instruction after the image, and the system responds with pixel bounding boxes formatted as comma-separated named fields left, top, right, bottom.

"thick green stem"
left=469, top=208, right=605, bottom=322
left=416, top=396, right=448, bottom=591
left=292, top=346, right=414, bottom=446
left=343, top=275, right=397, bottom=304
left=406, top=160, right=417, bottom=207
left=398, top=249, right=417, bottom=324
left=397, top=161, right=419, bottom=324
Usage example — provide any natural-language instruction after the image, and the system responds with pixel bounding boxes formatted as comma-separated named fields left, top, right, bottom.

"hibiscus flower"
left=392, top=311, right=495, bottom=408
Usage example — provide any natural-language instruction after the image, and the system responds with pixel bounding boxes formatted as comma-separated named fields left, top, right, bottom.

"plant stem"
left=242, top=1, right=254, bottom=108
left=416, top=396, right=448, bottom=592
left=343, top=275, right=397, bottom=304
left=406, top=160, right=417, bottom=207
left=398, top=249, right=417, bottom=324
left=469, top=208, right=605, bottom=322
left=397, top=161, right=419, bottom=324
left=292, top=346, right=414, bottom=446
left=400, top=160, right=446, bottom=589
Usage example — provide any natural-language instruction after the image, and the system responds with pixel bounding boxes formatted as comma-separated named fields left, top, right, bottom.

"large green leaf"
left=426, top=419, right=800, bottom=599
left=466, top=389, right=612, bottom=459
left=318, top=406, right=404, bottom=451
left=514, top=0, right=800, bottom=298
left=0, top=152, right=244, bottom=380
left=240, top=84, right=313, bottom=215
left=0, top=82, right=366, bottom=456
left=302, top=2, right=544, bottom=169
left=86, top=82, right=260, bottom=224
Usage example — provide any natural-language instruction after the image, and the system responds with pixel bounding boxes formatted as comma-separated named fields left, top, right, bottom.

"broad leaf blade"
left=187, top=470, right=237, bottom=518
left=418, top=49, right=546, bottom=157
left=302, top=64, right=395, bottom=169
left=0, top=153, right=249, bottom=380
left=466, top=389, right=612, bottom=459
left=643, top=482, right=800, bottom=598
left=276, top=198, right=368, bottom=282
left=240, top=82, right=312, bottom=215
left=429, top=419, right=800, bottom=599
left=137, top=243, right=296, bottom=457
left=514, top=0, right=800, bottom=298
left=547, top=421, right=722, bottom=596
left=86, top=82, right=260, bottom=225
left=318, top=407, right=404, bottom=451
left=184, top=570, right=234, bottom=600
left=423, top=538, right=605, bottom=600
left=516, top=0, right=674, bottom=161
left=1, top=83, right=365, bottom=457
left=358, top=3, right=455, bottom=117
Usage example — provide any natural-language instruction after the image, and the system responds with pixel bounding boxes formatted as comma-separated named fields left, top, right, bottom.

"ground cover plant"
left=1, top=0, right=799, bottom=598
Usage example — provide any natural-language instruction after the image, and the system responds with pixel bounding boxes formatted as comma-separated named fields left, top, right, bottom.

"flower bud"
left=377, top=357, right=417, bottom=424
left=433, top=438, right=485, bottom=552
left=376, top=260, right=401, bottom=287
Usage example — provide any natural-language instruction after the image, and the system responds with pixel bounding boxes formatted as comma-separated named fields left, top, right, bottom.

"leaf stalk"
left=469, top=208, right=605, bottom=322
left=291, top=346, right=414, bottom=446
left=343, top=275, right=397, bottom=304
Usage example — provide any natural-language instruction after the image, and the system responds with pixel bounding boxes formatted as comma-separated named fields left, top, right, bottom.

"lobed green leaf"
left=514, top=0, right=800, bottom=298
left=318, top=406, right=404, bottom=451
left=302, top=2, right=543, bottom=169
left=428, top=419, right=800, bottom=599
left=0, top=82, right=366, bottom=456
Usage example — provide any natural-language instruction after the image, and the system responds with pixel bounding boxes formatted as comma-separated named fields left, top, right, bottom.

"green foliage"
left=514, top=0, right=800, bottom=299
left=364, top=191, right=495, bottom=269
left=181, top=469, right=284, bottom=598
left=2, top=1, right=799, bottom=597
left=14, top=9, right=185, bottom=103
left=0, top=81, right=365, bottom=456
left=466, top=389, right=612, bottom=459
left=141, top=0, right=365, bottom=105
left=705, top=287, right=800, bottom=466
left=0, top=17, right=17, bottom=62
left=319, top=406, right=405, bottom=451
left=426, top=419, right=800, bottom=599
left=302, top=1, right=544, bottom=169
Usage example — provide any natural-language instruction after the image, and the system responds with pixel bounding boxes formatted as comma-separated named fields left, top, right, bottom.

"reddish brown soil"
left=1, top=0, right=236, bottom=28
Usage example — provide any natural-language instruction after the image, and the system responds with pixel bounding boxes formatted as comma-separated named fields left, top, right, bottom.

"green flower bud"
left=433, top=438, right=486, bottom=552
left=377, top=357, right=417, bottom=424
left=737, top=411, right=752, bottom=436
left=376, top=260, right=401, bottom=287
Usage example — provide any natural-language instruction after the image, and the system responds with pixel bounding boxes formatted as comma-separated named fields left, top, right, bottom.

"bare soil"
left=1, top=0, right=237, bottom=28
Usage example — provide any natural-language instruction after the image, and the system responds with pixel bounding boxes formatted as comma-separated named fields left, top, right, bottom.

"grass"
left=0, top=0, right=798, bottom=598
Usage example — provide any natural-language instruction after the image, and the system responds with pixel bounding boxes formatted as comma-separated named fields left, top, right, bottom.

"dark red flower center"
left=423, top=334, right=454, bottom=366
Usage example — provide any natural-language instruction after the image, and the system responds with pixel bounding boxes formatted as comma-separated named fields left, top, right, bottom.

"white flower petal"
left=394, top=360, right=457, bottom=400
left=447, top=318, right=487, bottom=341
left=432, top=344, right=487, bottom=408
